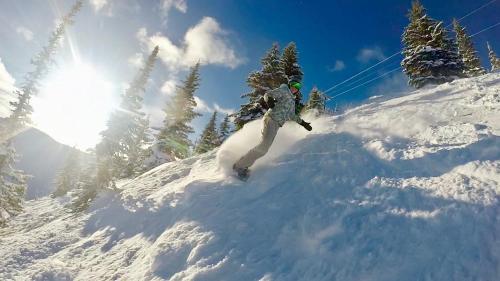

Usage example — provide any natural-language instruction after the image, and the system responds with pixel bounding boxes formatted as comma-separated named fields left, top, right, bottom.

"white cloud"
left=160, top=79, right=177, bottom=96
left=128, top=52, right=144, bottom=68
left=16, top=26, right=33, bottom=41
left=148, top=32, right=184, bottom=67
left=194, top=96, right=234, bottom=115
left=144, top=104, right=166, bottom=129
left=89, top=0, right=113, bottom=16
left=161, top=0, right=187, bottom=14
left=194, top=96, right=210, bottom=112
left=213, top=103, right=235, bottom=116
left=184, top=17, right=244, bottom=68
left=160, top=0, right=187, bottom=25
left=0, top=58, right=16, bottom=117
left=357, top=46, right=386, bottom=63
left=137, top=17, right=244, bottom=71
left=328, top=60, right=345, bottom=72
left=90, top=0, right=107, bottom=11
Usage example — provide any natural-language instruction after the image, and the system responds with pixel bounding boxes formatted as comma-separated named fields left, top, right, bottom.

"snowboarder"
left=233, top=79, right=312, bottom=180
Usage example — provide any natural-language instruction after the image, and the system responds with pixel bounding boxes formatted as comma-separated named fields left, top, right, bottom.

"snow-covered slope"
left=1, top=73, right=500, bottom=281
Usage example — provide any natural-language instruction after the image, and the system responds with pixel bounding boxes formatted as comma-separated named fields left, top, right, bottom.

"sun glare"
left=32, top=62, right=118, bottom=150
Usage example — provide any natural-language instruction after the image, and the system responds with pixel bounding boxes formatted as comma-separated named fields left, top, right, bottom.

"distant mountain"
left=10, top=127, right=86, bottom=199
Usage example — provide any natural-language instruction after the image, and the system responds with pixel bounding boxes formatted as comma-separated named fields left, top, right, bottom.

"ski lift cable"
left=324, top=16, right=500, bottom=102
left=471, top=21, right=500, bottom=37
left=326, top=66, right=401, bottom=101
left=323, top=52, right=401, bottom=94
left=449, top=0, right=498, bottom=27
left=326, top=60, right=402, bottom=94
left=321, top=0, right=498, bottom=98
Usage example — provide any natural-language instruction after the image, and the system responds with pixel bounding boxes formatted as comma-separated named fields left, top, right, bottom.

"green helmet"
left=290, top=81, right=302, bottom=90
left=288, top=75, right=302, bottom=90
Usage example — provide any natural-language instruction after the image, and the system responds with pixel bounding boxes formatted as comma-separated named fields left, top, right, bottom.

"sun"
left=32, top=62, right=118, bottom=150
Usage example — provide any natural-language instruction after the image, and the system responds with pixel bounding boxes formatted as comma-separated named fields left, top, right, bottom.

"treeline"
left=0, top=1, right=332, bottom=220
left=66, top=41, right=326, bottom=212
left=2, top=0, right=500, bottom=223
left=0, top=0, right=234, bottom=221
left=0, top=1, right=84, bottom=226
left=402, top=0, right=500, bottom=88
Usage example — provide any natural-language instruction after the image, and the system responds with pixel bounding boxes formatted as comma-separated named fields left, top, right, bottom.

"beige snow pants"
left=234, top=116, right=280, bottom=170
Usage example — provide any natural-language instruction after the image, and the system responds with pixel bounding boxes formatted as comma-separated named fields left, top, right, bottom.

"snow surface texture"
left=1, top=73, right=500, bottom=280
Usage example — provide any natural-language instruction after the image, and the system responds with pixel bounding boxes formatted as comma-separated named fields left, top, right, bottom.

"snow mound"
left=1, top=73, right=500, bottom=281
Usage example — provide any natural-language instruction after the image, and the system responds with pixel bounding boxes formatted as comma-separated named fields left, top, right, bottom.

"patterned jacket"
left=264, top=84, right=303, bottom=127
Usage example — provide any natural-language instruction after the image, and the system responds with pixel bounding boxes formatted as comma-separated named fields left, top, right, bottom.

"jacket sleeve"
left=292, top=113, right=303, bottom=124
left=264, top=88, right=279, bottom=103
left=265, top=84, right=288, bottom=102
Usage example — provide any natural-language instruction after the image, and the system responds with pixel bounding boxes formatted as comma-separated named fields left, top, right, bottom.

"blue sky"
left=0, top=0, right=499, bottom=148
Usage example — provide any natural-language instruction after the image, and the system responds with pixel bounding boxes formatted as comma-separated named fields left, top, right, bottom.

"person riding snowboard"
left=233, top=79, right=312, bottom=180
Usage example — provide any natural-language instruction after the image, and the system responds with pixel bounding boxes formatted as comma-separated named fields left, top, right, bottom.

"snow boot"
left=233, top=164, right=250, bottom=181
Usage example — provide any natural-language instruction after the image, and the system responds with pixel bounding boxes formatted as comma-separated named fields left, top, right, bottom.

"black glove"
left=257, top=96, right=269, bottom=110
left=249, top=102, right=263, bottom=114
left=300, top=120, right=312, bottom=131
left=266, top=96, right=276, bottom=109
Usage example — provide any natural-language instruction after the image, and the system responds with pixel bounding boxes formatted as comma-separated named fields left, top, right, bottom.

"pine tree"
left=233, top=43, right=287, bottom=128
left=97, top=46, right=159, bottom=179
left=195, top=111, right=219, bottom=154
left=52, top=149, right=80, bottom=197
left=68, top=150, right=119, bottom=213
left=0, top=2, right=82, bottom=223
left=304, top=86, right=326, bottom=115
left=218, top=114, right=231, bottom=145
left=281, top=42, right=304, bottom=83
left=69, top=163, right=98, bottom=213
left=401, top=0, right=464, bottom=88
left=487, top=42, right=500, bottom=72
left=0, top=141, right=26, bottom=227
left=453, top=19, right=486, bottom=77
left=158, top=63, right=202, bottom=159
left=8, top=0, right=83, bottom=131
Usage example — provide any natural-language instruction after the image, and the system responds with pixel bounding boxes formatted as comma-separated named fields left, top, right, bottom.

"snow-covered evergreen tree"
left=281, top=42, right=303, bottom=83
left=304, top=86, right=327, bottom=115
left=68, top=150, right=119, bottom=213
left=401, top=0, right=464, bottom=88
left=487, top=42, right=500, bottom=72
left=259, top=43, right=288, bottom=88
left=8, top=0, right=83, bottom=131
left=452, top=19, right=486, bottom=77
left=158, top=63, right=202, bottom=159
left=69, top=164, right=98, bottom=213
left=195, top=111, right=219, bottom=154
left=218, top=114, right=231, bottom=145
left=52, top=149, right=81, bottom=198
left=233, top=43, right=287, bottom=128
left=0, top=2, right=82, bottom=223
left=97, top=46, right=158, bottom=179
left=0, top=141, right=26, bottom=227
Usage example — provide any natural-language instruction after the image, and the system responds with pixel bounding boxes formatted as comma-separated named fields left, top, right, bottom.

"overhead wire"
left=323, top=52, right=401, bottom=94
left=326, top=59, right=402, bottom=93
left=471, top=21, right=500, bottom=37
left=328, top=66, right=402, bottom=100
left=321, top=0, right=499, bottom=102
